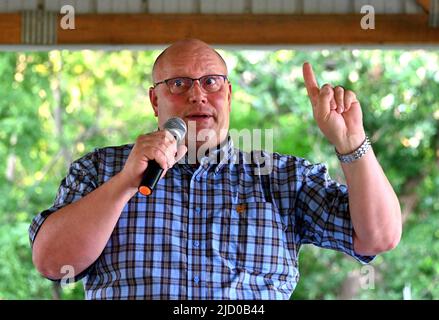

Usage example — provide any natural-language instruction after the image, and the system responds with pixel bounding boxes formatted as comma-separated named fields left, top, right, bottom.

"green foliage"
left=0, top=48, right=438, bottom=299
left=0, top=222, right=51, bottom=299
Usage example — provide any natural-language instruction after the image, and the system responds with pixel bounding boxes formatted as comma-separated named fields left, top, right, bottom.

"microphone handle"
left=138, top=160, right=164, bottom=196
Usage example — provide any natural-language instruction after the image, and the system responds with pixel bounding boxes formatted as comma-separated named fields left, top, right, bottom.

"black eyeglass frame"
left=153, top=74, right=229, bottom=93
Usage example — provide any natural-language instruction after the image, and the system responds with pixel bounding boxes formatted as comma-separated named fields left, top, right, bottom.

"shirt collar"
left=178, top=135, right=235, bottom=174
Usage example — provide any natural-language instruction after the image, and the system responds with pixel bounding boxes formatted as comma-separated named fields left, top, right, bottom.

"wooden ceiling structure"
left=0, top=0, right=438, bottom=47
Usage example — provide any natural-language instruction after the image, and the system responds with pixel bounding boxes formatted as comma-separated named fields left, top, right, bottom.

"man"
left=29, top=39, right=401, bottom=299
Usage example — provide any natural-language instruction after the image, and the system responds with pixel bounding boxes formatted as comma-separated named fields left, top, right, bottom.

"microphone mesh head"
left=164, top=117, right=187, bottom=144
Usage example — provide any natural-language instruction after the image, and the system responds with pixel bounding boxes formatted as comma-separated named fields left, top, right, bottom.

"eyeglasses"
left=153, top=74, right=228, bottom=94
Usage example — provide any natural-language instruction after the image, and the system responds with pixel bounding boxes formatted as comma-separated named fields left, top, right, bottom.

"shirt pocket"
left=210, top=202, right=289, bottom=274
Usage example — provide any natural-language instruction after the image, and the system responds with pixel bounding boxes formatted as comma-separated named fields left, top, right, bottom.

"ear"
left=149, top=87, right=158, bottom=117
left=227, top=82, right=232, bottom=112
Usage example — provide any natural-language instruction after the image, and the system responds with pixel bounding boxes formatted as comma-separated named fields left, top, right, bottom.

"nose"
left=188, top=80, right=207, bottom=104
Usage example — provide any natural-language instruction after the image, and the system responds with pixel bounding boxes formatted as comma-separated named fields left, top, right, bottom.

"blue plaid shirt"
left=29, top=137, right=374, bottom=299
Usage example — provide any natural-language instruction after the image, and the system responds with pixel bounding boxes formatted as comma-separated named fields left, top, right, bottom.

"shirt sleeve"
left=293, top=158, right=375, bottom=264
left=28, top=150, right=100, bottom=282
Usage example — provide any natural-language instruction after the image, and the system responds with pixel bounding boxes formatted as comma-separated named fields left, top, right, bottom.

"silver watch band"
left=335, top=136, right=371, bottom=163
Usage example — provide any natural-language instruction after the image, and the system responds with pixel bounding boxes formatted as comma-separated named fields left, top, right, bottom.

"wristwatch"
left=335, top=136, right=371, bottom=163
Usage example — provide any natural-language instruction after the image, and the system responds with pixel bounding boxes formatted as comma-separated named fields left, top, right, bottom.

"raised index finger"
left=303, top=62, right=320, bottom=106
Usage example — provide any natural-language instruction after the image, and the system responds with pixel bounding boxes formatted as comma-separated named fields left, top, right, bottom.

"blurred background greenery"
left=0, top=48, right=438, bottom=299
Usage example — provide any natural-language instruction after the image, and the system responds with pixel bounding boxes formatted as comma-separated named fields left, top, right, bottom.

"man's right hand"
left=32, top=131, right=188, bottom=280
left=120, top=130, right=188, bottom=191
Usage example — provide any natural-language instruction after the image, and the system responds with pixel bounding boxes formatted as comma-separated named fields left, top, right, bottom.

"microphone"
left=138, top=117, right=187, bottom=196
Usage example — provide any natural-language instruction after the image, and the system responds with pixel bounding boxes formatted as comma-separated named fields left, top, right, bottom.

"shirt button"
left=195, top=207, right=201, bottom=214
left=193, top=241, right=200, bottom=248
left=194, top=276, right=200, bottom=284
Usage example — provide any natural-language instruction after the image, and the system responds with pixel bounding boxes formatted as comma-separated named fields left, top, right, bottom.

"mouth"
left=185, top=113, right=214, bottom=121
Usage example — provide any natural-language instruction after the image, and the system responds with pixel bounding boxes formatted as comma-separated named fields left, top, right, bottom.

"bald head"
left=152, top=39, right=228, bottom=83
